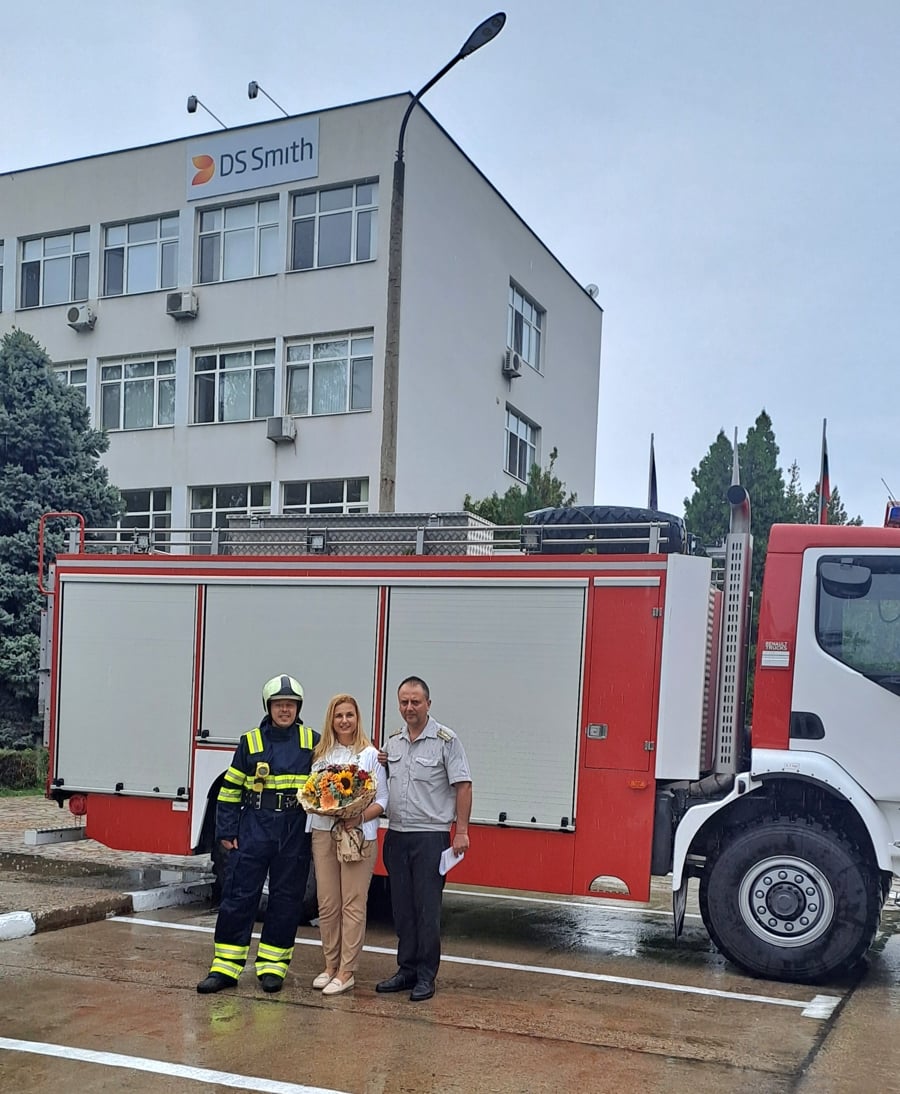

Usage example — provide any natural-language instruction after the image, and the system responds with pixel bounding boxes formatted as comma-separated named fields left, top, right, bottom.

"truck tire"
left=526, top=505, right=687, bottom=554
left=298, top=861, right=318, bottom=926
left=699, top=817, right=880, bottom=983
left=210, top=840, right=229, bottom=907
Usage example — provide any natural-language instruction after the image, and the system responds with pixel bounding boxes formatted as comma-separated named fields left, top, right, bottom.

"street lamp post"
left=378, top=12, right=506, bottom=512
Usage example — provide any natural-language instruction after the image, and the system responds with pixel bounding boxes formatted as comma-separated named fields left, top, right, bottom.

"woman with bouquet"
left=303, top=694, right=388, bottom=995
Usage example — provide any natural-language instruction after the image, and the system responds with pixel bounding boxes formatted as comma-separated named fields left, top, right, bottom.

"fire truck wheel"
left=298, top=862, right=318, bottom=926
left=210, top=840, right=228, bottom=906
left=699, top=818, right=880, bottom=983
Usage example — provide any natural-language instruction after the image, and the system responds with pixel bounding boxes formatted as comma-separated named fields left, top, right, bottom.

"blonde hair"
left=312, top=694, right=371, bottom=761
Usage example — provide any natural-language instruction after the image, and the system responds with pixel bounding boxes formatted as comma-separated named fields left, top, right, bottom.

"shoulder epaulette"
left=244, top=727, right=264, bottom=754
left=389, top=728, right=402, bottom=738
left=436, top=727, right=453, bottom=742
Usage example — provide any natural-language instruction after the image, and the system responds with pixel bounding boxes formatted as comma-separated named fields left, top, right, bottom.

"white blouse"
left=305, top=744, right=389, bottom=841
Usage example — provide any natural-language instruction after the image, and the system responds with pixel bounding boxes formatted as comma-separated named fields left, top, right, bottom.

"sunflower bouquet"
left=298, top=763, right=376, bottom=819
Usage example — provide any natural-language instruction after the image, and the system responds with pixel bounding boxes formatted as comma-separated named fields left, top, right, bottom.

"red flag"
left=818, top=420, right=830, bottom=525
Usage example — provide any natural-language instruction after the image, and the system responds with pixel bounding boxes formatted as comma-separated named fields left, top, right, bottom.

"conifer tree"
left=0, top=330, right=121, bottom=745
left=464, top=447, right=575, bottom=525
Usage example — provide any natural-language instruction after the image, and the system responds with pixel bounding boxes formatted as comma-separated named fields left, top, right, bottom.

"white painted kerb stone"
left=127, top=882, right=211, bottom=913
left=0, top=912, right=36, bottom=940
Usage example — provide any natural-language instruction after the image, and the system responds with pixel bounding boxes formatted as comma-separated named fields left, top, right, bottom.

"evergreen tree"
left=684, top=410, right=862, bottom=715
left=784, top=461, right=807, bottom=523
left=0, top=330, right=121, bottom=746
left=464, top=447, right=576, bottom=524
left=682, top=430, right=737, bottom=551
left=800, top=484, right=862, bottom=526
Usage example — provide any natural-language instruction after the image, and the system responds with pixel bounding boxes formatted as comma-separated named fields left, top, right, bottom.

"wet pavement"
left=0, top=795, right=210, bottom=933
left=2, top=794, right=900, bottom=1091
left=0, top=900, right=832, bottom=1093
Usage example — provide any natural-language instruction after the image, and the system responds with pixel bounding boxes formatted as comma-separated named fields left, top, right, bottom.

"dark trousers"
left=216, top=817, right=310, bottom=966
left=383, top=829, right=450, bottom=984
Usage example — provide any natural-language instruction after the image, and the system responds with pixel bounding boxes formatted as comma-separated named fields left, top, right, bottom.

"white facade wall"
left=398, top=110, right=602, bottom=510
left=0, top=95, right=602, bottom=528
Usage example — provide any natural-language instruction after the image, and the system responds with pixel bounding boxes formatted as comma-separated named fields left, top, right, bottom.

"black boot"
left=258, top=973, right=283, bottom=993
left=197, top=972, right=237, bottom=994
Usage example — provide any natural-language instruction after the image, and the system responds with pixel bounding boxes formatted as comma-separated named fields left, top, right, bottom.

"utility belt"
left=245, top=789, right=301, bottom=812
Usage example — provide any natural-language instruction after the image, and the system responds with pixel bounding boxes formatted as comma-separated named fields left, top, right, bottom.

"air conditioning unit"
left=66, top=304, right=96, bottom=332
left=266, top=416, right=297, bottom=444
left=166, top=291, right=198, bottom=319
left=502, top=349, right=522, bottom=378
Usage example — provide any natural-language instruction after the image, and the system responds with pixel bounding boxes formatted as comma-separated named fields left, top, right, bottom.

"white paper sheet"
left=439, top=847, right=465, bottom=876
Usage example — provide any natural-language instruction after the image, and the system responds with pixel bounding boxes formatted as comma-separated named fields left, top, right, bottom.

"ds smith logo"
left=191, top=137, right=314, bottom=188
left=191, top=155, right=215, bottom=186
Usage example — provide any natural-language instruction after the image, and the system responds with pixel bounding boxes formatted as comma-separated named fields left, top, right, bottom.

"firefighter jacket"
left=215, top=716, right=319, bottom=843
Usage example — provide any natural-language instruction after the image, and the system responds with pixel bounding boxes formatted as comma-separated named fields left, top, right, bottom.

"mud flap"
left=673, top=881, right=687, bottom=940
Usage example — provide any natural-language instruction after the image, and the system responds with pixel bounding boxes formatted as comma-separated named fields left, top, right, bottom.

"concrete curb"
left=0, top=911, right=36, bottom=940
left=128, top=880, right=212, bottom=913
left=0, top=880, right=213, bottom=939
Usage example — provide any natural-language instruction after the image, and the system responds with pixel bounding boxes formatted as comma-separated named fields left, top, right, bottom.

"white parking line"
left=112, top=916, right=841, bottom=1019
left=444, top=887, right=704, bottom=919
left=0, top=1037, right=348, bottom=1093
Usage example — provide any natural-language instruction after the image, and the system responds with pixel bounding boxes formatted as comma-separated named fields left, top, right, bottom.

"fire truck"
left=37, top=489, right=900, bottom=984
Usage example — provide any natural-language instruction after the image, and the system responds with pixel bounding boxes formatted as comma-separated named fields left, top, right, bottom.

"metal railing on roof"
left=67, top=511, right=687, bottom=558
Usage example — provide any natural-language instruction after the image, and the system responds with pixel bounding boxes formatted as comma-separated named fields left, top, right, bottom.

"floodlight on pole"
left=186, top=95, right=227, bottom=129
left=379, top=12, right=506, bottom=512
left=248, top=80, right=290, bottom=117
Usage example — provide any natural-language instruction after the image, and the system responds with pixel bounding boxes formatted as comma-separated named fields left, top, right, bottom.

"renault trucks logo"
left=191, top=155, right=215, bottom=186
left=186, top=117, right=319, bottom=200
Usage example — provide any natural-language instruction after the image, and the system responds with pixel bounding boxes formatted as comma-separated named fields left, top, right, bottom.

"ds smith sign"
left=186, top=117, right=319, bottom=201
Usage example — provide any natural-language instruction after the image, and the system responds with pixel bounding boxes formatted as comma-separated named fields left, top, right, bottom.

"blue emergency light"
left=885, top=504, right=900, bottom=528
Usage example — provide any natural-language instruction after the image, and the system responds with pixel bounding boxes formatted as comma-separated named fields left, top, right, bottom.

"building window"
left=286, top=333, right=373, bottom=416
left=101, top=355, right=175, bottom=430
left=0, top=241, right=4, bottom=311
left=190, top=483, right=271, bottom=552
left=198, top=199, right=279, bottom=283
left=506, top=408, right=538, bottom=482
left=119, top=489, right=172, bottom=550
left=193, top=343, right=275, bottom=424
left=103, top=215, right=179, bottom=296
left=21, top=230, right=90, bottom=308
left=290, top=181, right=377, bottom=271
left=283, top=478, right=369, bottom=514
left=54, top=362, right=88, bottom=404
left=508, top=283, right=544, bottom=372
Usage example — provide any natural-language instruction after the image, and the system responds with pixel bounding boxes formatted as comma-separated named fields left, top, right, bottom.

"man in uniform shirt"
left=376, top=676, right=472, bottom=1002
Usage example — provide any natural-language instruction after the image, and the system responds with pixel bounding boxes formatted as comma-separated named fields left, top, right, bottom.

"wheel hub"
left=738, top=856, right=834, bottom=948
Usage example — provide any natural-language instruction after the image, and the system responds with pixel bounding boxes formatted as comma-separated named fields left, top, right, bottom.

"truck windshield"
left=817, top=555, right=900, bottom=694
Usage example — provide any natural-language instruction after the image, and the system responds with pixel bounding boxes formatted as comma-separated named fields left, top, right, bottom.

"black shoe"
left=197, top=973, right=237, bottom=994
left=258, top=974, right=283, bottom=993
left=410, top=980, right=435, bottom=1002
left=376, top=971, right=415, bottom=994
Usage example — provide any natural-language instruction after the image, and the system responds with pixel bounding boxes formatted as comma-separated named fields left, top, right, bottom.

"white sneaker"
left=312, top=971, right=334, bottom=989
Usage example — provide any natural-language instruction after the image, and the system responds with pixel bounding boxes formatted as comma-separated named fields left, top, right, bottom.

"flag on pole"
left=648, top=433, right=658, bottom=511
left=817, top=419, right=830, bottom=525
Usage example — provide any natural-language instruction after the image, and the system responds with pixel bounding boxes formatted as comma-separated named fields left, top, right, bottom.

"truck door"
left=573, top=578, right=662, bottom=901
left=53, top=579, right=197, bottom=797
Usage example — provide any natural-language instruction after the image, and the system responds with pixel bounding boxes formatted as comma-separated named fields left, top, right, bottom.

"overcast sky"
left=4, top=1, right=899, bottom=524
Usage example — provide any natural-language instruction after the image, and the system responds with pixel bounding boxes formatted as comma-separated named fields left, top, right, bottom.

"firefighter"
left=197, top=674, right=319, bottom=995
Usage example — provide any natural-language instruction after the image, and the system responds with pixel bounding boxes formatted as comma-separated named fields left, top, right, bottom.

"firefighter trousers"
left=209, top=814, right=310, bottom=984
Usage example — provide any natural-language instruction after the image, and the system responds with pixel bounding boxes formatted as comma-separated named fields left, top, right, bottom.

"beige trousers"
left=311, top=828, right=377, bottom=975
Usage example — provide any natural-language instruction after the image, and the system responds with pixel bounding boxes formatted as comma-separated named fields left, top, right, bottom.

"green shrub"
left=0, top=748, right=47, bottom=790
